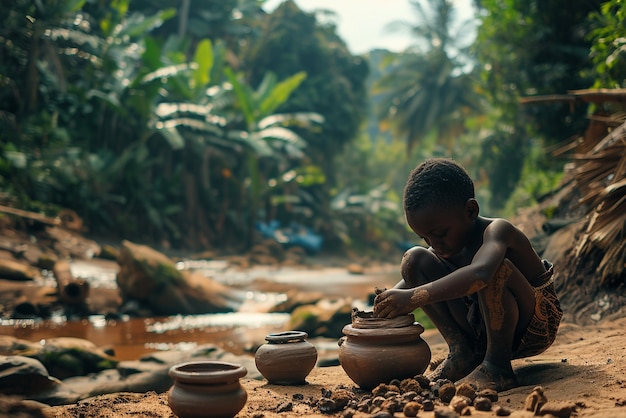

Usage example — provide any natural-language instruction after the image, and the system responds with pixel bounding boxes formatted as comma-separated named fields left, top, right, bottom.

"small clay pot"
left=338, top=311, right=431, bottom=389
left=255, top=330, right=318, bottom=385
left=167, top=361, right=247, bottom=418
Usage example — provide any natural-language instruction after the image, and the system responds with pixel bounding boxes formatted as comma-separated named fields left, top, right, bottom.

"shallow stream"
left=0, top=258, right=400, bottom=360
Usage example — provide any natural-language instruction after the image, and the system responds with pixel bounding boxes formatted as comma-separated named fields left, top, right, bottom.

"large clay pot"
left=338, top=311, right=431, bottom=389
left=167, top=361, right=247, bottom=418
left=255, top=330, right=318, bottom=385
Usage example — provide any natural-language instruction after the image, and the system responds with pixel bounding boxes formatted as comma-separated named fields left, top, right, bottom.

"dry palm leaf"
left=575, top=168, right=626, bottom=283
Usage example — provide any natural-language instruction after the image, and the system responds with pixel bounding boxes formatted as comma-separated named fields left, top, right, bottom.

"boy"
left=373, top=158, right=562, bottom=391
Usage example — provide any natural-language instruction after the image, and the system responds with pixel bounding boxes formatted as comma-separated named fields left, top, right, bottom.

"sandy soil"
left=37, top=315, right=626, bottom=418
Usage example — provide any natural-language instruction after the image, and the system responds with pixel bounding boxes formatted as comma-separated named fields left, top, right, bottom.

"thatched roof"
left=518, top=88, right=626, bottom=324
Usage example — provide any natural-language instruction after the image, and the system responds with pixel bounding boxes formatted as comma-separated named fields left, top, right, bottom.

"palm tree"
left=375, top=0, right=482, bottom=152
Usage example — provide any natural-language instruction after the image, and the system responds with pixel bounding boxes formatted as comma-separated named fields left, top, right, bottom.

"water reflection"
left=2, top=312, right=290, bottom=361
left=1, top=258, right=399, bottom=361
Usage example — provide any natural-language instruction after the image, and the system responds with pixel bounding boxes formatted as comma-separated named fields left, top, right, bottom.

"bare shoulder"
left=482, top=217, right=523, bottom=241
left=483, top=217, right=544, bottom=276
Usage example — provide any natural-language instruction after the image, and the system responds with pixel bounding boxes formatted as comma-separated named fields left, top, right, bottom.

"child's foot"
left=456, top=361, right=518, bottom=392
left=427, top=353, right=482, bottom=383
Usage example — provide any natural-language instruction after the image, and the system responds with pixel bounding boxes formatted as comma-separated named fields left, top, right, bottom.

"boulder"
left=116, top=241, right=243, bottom=315
left=289, top=298, right=354, bottom=338
left=0, top=356, right=61, bottom=395
left=0, top=336, right=118, bottom=380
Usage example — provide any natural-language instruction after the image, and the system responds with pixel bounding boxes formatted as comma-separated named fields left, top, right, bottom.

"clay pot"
left=167, top=361, right=247, bottom=418
left=338, top=311, right=431, bottom=389
left=255, top=330, right=318, bottom=385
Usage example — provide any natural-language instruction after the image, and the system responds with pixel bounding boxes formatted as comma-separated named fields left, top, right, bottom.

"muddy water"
left=0, top=259, right=400, bottom=361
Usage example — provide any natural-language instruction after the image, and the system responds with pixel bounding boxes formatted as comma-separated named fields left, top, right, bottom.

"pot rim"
left=342, top=322, right=425, bottom=337
left=265, top=330, right=308, bottom=343
left=168, top=361, right=247, bottom=384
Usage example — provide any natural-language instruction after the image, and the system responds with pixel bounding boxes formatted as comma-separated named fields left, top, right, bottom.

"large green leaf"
left=257, top=112, right=324, bottom=129
left=258, top=71, right=306, bottom=117
left=224, top=68, right=255, bottom=127
left=192, top=39, right=213, bottom=89
left=118, top=8, right=177, bottom=39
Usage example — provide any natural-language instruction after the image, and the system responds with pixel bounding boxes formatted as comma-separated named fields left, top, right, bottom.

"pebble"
left=438, top=382, right=457, bottom=404
left=403, top=401, right=421, bottom=417
left=476, top=388, right=498, bottom=402
left=449, top=395, right=471, bottom=414
left=275, top=401, right=292, bottom=413
left=539, top=401, right=578, bottom=418
left=473, top=396, right=493, bottom=411
left=494, top=405, right=511, bottom=416
left=434, top=407, right=460, bottom=418
left=524, top=386, right=548, bottom=414
left=455, top=383, right=477, bottom=402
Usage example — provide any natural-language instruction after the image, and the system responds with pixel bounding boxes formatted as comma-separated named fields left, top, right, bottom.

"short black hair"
left=403, top=158, right=475, bottom=213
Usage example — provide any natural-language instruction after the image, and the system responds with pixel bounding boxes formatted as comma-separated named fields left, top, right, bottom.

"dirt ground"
left=2, top=210, right=626, bottom=417
left=32, top=314, right=626, bottom=418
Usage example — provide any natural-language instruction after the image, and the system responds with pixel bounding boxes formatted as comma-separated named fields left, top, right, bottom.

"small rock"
left=276, top=402, right=292, bottom=413
left=455, top=383, right=477, bottom=402
left=341, top=407, right=356, bottom=418
left=434, top=407, right=459, bottom=418
left=403, top=401, right=421, bottom=417
left=539, top=401, right=577, bottom=418
left=400, top=378, right=422, bottom=393
left=372, top=383, right=399, bottom=397
left=330, top=388, right=355, bottom=410
left=473, top=396, right=492, bottom=411
left=372, top=396, right=386, bottom=407
left=318, top=398, right=337, bottom=413
left=449, top=395, right=470, bottom=414
left=524, top=386, right=547, bottom=414
left=381, top=398, right=402, bottom=413
left=494, top=405, right=511, bottom=416
left=476, top=388, right=498, bottom=402
left=402, top=390, right=418, bottom=402
left=413, top=374, right=432, bottom=389
left=422, top=399, right=435, bottom=411
left=356, top=398, right=371, bottom=412
left=439, top=382, right=457, bottom=404
left=384, top=390, right=400, bottom=399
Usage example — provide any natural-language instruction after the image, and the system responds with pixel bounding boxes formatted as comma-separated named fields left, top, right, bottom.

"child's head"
left=403, top=158, right=477, bottom=258
left=403, top=158, right=475, bottom=213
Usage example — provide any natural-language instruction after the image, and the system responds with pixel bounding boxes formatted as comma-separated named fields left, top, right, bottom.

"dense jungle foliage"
left=0, top=0, right=623, bottom=255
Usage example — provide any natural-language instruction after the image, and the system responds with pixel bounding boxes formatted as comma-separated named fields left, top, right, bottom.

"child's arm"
left=373, top=219, right=515, bottom=318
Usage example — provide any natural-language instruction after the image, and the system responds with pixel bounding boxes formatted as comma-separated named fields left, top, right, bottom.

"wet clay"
left=339, top=309, right=431, bottom=389
left=486, top=262, right=512, bottom=331
left=410, top=288, right=429, bottom=306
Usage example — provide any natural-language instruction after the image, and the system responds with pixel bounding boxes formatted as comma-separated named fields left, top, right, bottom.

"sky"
left=262, top=0, right=476, bottom=55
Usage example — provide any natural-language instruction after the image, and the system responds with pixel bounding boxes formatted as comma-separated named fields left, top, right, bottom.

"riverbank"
left=6, top=315, right=624, bottom=417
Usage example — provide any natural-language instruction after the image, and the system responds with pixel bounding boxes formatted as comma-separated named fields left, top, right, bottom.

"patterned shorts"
left=512, top=261, right=563, bottom=359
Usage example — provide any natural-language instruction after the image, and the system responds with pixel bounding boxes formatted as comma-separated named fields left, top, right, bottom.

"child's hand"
left=373, top=288, right=417, bottom=318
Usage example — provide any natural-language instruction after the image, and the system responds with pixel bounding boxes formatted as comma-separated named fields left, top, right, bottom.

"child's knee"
left=401, top=246, right=447, bottom=283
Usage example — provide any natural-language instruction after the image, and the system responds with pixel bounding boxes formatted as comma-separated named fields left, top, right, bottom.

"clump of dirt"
left=307, top=375, right=577, bottom=417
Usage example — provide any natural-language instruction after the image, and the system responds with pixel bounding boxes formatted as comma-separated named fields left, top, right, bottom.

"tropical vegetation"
left=0, top=0, right=623, bottom=261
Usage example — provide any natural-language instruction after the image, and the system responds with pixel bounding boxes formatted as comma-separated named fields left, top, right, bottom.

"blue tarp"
left=256, top=220, right=323, bottom=254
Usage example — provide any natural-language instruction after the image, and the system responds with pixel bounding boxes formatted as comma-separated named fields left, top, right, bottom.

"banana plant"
left=222, top=68, right=324, bottom=243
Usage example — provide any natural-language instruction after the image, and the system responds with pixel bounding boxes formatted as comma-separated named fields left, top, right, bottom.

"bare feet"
left=427, top=353, right=482, bottom=383
left=455, top=361, right=518, bottom=392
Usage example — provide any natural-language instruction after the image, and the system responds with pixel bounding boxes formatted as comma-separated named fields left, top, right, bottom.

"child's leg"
left=400, top=247, right=484, bottom=382
left=457, top=259, right=535, bottom=391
